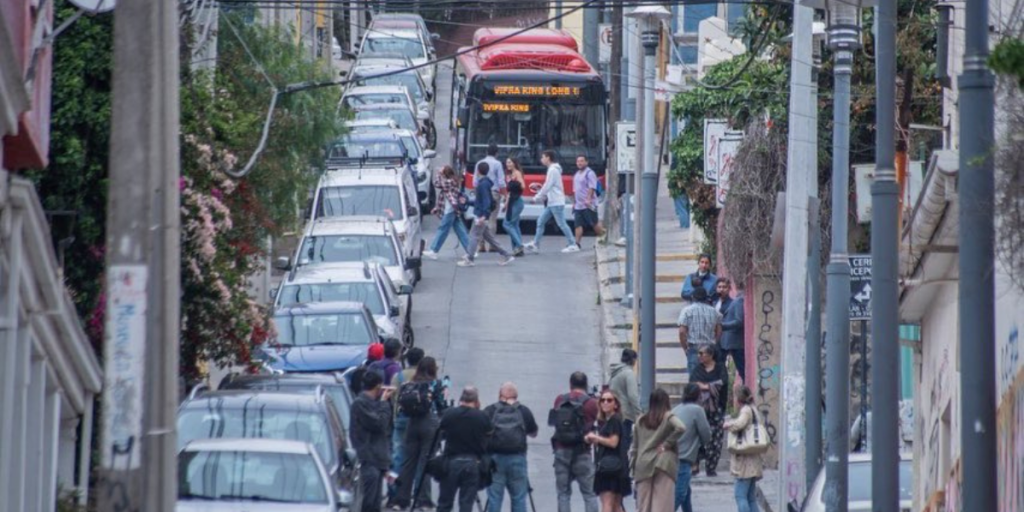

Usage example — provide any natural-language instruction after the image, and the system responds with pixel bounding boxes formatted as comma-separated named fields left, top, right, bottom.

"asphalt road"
left=410, top=62, right=610, bottom=511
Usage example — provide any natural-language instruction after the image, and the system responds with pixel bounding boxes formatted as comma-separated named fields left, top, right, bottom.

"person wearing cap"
left=368, top=342, right=385, bottom=362
left=607, top=348, right=641, bottom=450
left=437, top=386, right=493, bottom=512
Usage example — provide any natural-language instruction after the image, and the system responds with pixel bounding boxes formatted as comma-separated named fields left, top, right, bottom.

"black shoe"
left=707, top=469, right=718, bottom=477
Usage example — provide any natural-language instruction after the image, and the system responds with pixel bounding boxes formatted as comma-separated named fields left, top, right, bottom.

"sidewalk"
left=595, top=169, right=780, bottom=512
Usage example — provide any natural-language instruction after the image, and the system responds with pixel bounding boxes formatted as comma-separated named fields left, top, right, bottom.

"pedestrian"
left=585, top=389, right=631, bottom=512
left=424, top=165, right=471, bottom=260
left=391, top=357, right=447, bottom=510
left=572, top=155, right=605, bottom=247
left=714, top=277, right=733, bottom=316
left=476, top=143, right=507, bottom=253
left=524, top=150, right=578, bottom=254
left=630, top=388, right=685, bottom=512
left=503, top=157, right=527, bottom=257
left=349, top=342, right=387, bottom=394
left=459, top=161, right=514, bottom=267
left=388, top=347, right=426, bottom=502
left=691, top=345, right=729, bottom=477
left=680, top=254, right=718, bottom=303
left=351, top=369, right=395, bottom=512
left=677, top=286, right=723, bottom=376
left=721, top=283, right=747, bottom=382
left=606, top=348, right=640, bottom=452
left=437, top=386, right=493, bottom=512
left=370, top=338, right=405, bottom=386
left=484, top=382, right=539, bottom=512
left=671, top=383, right=712, bottom=512
left=724, top=386, right=764, bottom=512
left=550, top=371, right=600, bottom=512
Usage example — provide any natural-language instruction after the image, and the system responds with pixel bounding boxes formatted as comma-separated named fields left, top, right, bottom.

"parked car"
left=369, top=12, right=438, bottom=54
left=350, top=57, right=431, bottom=107
left=343, top=118, right=399, bottom=134
left=325, top=131, right=414, bottom=171
left=351, top=102, right=432, bottom=149
left=263, top=301, right=392, bottom=373
left=177, top=438, right=345, bottom=511
left=339, top=84, right=423, bottom=115
left=390, top=128, right=436, bottom=206
left=358, top=28, right=434, bottom=92
left=802, top=453, right=913, bottom=512
left=274, top=261, right=414, bottom=348
left=177, top=391, right=357, bottom=509
left=217, top=373, right=356, bottom=437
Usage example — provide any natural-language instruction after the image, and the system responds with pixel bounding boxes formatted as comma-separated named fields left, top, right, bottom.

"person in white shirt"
left=524, top=150, right=579, bottom=253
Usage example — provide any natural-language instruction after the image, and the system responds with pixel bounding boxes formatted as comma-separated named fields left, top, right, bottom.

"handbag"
left=727, top=405, right=770, bottom=455
left=596, top=447, right=625, bottom=475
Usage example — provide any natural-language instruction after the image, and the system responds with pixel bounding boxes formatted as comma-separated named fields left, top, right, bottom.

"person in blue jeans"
left=502, top=158, right=527, bottom=256
left=483, top=382, right=539, bottom=512
left=524, top=150, right=579, bottom=254
left=724, top=386, right=764, bottom=512
left=671, top=384, right=712, bottom=512
left=423, top=165, right=470, bottom=259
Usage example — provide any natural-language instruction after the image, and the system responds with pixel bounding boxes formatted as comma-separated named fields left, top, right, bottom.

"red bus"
left=449, top=27, right=607, bottom=221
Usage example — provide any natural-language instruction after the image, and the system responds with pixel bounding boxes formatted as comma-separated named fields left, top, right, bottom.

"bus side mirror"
left=457, top=106, right=468, bottom=128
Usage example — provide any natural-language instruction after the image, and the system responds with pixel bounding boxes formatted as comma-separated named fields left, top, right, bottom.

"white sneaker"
left=456, top=257, right=475, bottom=267
left=561, top=244, right=581, bottom=253
left=474, top=250, right=480, bottom=259
left=524, top=242, right=538, bottom=253
left=422, top=250, right=438, bottom=260
left=499, top=256, right=515, bottom=266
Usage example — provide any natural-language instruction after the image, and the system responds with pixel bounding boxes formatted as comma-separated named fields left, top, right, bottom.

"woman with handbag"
left=584, top=389, right=631, bottom=512
left=423, top=165, right=471, bottom=259
left=724, top=386, right=766, bottom=512
left=630, top=389, right=685, bottom=512
left=690, top=344, right=729, bottom=476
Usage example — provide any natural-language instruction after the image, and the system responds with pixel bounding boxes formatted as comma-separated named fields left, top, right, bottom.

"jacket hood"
left=610, top=363, right=631, bottom=377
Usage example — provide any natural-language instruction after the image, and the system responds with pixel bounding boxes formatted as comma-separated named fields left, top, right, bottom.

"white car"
left=177, top=438, right=341, bottom=512
left=339, top=84, right=425, bottom=116
left=350, top=59, right=432, bottom=113
left=351, top=102, right=432, bottom=150
left=309, top=168, right=424, bottom=264
left=369, top=13, right=438, bottom=55
left=325, top=131, right=416, bottom=172
left=343, top=118, right=399, bottom=134
left=802, top=453, right=913, bottom=512
left=391, top=128, right=436, bottom=206
left=274, top=261, right=414, bottom=348
left=358, top=28, right=434, bottom=93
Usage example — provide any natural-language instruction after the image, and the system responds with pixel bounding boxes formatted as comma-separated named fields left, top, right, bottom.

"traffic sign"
left=616, top=122, right=637, bottom=174
left=849, top=254, right=872, bottom=320
left=599, top=24, right=612, bottom=64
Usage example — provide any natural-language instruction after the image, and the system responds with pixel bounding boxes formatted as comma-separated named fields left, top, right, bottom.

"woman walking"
left=691, top=345, right=729, bottom=476
left=631, top=388, right=685, bottom=512
left=585, top=389, right=631, bottom=512
left=390, top=357, right=446, bottom=510
left=725, top=386, right=764, bottom=512
left=422, top=165, right=470, bottom=259
left=502, top=157, right=526, bottom=256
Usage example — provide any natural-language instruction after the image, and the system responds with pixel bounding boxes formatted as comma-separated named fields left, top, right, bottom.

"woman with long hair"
left=631, top=388, right=685, bottom=512
left=423, top=165, right=470, bottom=259
left=724, top=386, right=764, bottom=512
left=502, top=157, right=527, bottom=256
left=585, top=389, right=631, bottom=512
left=390, top=357, right=446, bottom=509
left=691, top=344, right=729, bottom=476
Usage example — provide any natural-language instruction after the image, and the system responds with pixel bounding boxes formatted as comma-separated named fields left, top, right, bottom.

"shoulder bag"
left=595, top=421, right=626, bottom=476
left=727, top=405, right=771, bottom=455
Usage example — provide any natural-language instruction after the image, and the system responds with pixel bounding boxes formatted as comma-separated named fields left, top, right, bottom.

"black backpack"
left=488, top=403, right=527, bottom=454
left=549, top=394, right=588, bottom=447
left=398, top=381, right=433, bottom=417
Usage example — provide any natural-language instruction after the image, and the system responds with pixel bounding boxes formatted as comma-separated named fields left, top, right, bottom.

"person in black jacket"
left=437, top=386, right=493, bottom=512
left=351, top=370, right=395, bottom=512
left=458, top=161, right=514, bottom=267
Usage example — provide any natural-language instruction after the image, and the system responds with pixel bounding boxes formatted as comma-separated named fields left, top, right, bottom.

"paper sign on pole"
left=715, top=131, right=743, bottom=208
left=616, top=122, right=637, bottom=174
left=599, top=24, right=612, bottom=64
left=849, top=255, right=872, bottom=320
left=654, top=80, right=681, bottom=102
left=703, top=119, right=728, bottom=184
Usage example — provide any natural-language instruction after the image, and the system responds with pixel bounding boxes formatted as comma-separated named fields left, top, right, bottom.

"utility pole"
left=805, top=197, right=822, bottom=492
left=555, top=0, right=562, bottom=29
left=779, top=2, right=816, bottom=505
left=583, top=2, right=599, bottom=65
left=957, top=0, right=997, bottom=507
left=96, top=0, right=181, bottom=510
left=870, top=0, right=901, bottom=508
left=823, top=2, right=861, bottom=509
left=608, top=0, right=623, bottom=238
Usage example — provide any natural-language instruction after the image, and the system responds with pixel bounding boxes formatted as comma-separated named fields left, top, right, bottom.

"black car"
left=177, top=388, right=360, bottom=509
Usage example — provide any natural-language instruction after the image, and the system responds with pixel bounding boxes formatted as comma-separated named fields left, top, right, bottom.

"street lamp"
left=625, top=5, right=670, bottom=408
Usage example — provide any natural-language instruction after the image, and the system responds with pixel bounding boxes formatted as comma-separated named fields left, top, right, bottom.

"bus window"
left=467, top=102, right=605, bottom=171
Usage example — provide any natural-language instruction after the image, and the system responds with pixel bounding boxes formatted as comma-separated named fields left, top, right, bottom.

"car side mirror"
left=423, top=149, right=437, bottom=159
left=405, top=257, right=421, bottom=270
left=398, top=284, right=413, bottom=295
left=389, top=304, right=400, bottom=317
left=274, top=256, right=292, bottom=271
left=406, top=206, right=419, bottom=218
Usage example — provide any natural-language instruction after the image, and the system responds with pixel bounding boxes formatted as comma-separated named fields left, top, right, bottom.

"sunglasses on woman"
left=600, top=397, right=616, bottom=403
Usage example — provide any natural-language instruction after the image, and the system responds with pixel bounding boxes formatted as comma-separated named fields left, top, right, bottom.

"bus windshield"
left=468, top=102, right=605, bottom=171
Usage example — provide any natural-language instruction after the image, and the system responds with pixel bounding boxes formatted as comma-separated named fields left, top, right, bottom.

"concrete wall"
left=750, top=276, right=782, bottom=468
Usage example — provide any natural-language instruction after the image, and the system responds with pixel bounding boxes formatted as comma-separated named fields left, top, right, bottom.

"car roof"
left=353, top=62, right=420, bottom=75
left=180, top=390, right=325, bottom=411
left=307, top=216, right=396, bottom=236
left=274, top=301, right=369, bottom=316
left=181, top=438, right=315, bottom=455
left=344, top=119, right=399, bottom=128
left=373, top=12, right=426, bottom=22
left=333, top=131, right=406, bottom=144
left=285, top=263, right=377, bottom=285
left=365, top=29, right=423, bottom=39
left=371, top=19, right=420, bottom=30
left=319, top=168, right=406, bottom=187
left=342, top=85, right=410, bottom=96
left=224, top=373, right=348, bottom=387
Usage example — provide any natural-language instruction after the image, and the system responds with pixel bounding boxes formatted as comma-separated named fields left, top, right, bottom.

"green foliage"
left=990, top=38, right=1024, bottom=86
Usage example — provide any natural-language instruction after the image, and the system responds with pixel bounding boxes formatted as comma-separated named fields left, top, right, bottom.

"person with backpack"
left=459, top=161, right=515, bottom=267
left=423, top=165, right=471, bottom=260
left=572, top=155, right=605, bottom=247
left=391, top=357, right=447, bottom=510
left=724, top=386, right=765, bottom=512
left=351, top=370, right=395, bottom=512
left=371, top=339, right=405, bottom=386
left=631, top=389, right=685, bottom=512
left=484, top=382, right=539, bottom=512
left=607, top=348, right=641, bottom=452
left=349, top=342, right=386, bottom=394
left=437, top=386, right=493, bottom=512
left=549, top=371, right=599, bottom=512
left=671, top=384, right=712, bottom=512
left=388, top=347, right=424, bottom=503
left=584, top=389, right=630, bottom=512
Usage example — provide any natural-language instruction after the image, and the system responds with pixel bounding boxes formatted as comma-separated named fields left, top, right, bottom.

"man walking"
left=721, top=283, right=747, bottom=381
left=524, top=150, right=578, bottom=254
left=680, top=254, right=718, bottom=303
left=438, top=386, right=493, bottom=512
left=476, top=143, right=506, bottom=253
left=572, top=155, right=605, bottom=247
left=550, top=372, right=599, bottom=512
left=677, top=286, right=722, bottom=376
left=484, top=382, right=539, bottom=512
left=351, top=370, right=395, bottom=512
left=671, top=384, right=712, bottom=512
left=607, top=348, right=640, bottom=450
left=459, top=161, right=514, bottom=267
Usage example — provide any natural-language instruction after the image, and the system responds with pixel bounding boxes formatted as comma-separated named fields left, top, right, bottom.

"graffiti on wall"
left=998, top=370, right=1024, bottom=512
left=1001, top=325, right=1020, bottom=398
left=753, top=278, right=781, bottom=468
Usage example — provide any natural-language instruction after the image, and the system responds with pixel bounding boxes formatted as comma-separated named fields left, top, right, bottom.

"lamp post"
left=625, top=5, right=670, bottom=407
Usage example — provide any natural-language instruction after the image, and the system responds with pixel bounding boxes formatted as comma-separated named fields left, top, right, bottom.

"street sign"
left=849, top=254, right=872, bottom=320
left=715, top=131, right=743, bottom=207
left=703, top=119, right=727, bottom=184
left=599, top=24, right=612, bottom=64
left=616, top=122, right=637, bottom=174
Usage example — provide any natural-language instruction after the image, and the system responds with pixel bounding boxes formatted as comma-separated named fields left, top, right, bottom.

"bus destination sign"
left=492, top=85, right=582, bottom=97
left=483, top=103, right=531, bottom=113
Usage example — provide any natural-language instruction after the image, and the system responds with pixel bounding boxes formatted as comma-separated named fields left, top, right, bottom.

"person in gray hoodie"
left=671, top=383, right=712, bottom=512
left=607, top=348, right=641, bottom=449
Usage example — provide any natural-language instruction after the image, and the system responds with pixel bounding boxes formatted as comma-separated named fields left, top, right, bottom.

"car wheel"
left=403, top=323, right=415, bottom=349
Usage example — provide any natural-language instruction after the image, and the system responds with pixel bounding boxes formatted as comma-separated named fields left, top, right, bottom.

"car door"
left=377, top=266, right=407, bottom=332
left=401, top=173, right=422, bottom=257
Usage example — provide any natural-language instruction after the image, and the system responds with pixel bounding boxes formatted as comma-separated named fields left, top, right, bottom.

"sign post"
left=849, top=254, right=872, bottom=320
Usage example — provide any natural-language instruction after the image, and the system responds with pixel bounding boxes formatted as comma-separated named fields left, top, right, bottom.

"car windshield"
left=278, top=282, right=385, bottom=315
left=272, top=311, right=374, bottom=347
left=468, top=102, right=606, bottom=171
left=364, top=36, right=425, bottom=58
left=354, top=72, right=424, bottom=102
left=316, top=186, right=404, bottom=220
left=299, top=234, right=399, bottom=267
left=400, top=135, right=421, bottom=158
left=328, top=138, right=406, bottom=159
left=178, top=409, right=335, bottom=466
left=341, top=92, right=409, bottom=109
left=847, top=460, right=913, bottom=502
left=178, top=450, right=328, bottom=504
left=354, top=108, right=418, bottom=132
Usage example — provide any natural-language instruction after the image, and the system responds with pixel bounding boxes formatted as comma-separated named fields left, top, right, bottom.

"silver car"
left=802, top=453, right=913, bottom=512
left=177, top=438, right=342, bottom=512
